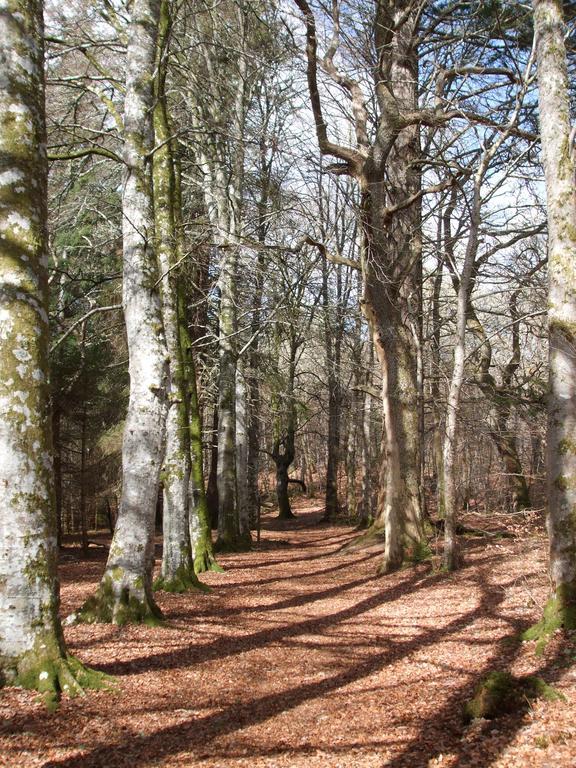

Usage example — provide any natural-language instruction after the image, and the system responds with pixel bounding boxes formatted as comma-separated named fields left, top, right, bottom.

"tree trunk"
left=488, top=412, right=531, bottom=511
left=357, top=357, right=374, bottom=529
left=530, top=0, right=576, bottom=631
left=79, top=398, right=89, bottom=558
left=53, top=405, right=63, bottom=547
left=0, top=0, right=106, bottom=703
left=275, top=454, right=295, bottom=520
left=322, top=253, right=341, bottom=520
left=151, top=0, right=205, bottom=593
left=75, top=0, right=168, bottom=625
left=188, top=349, right=221, bottom=572
left=441, top=195, right=481, bottom=571
left=206, top=403, right=219, bottom=528
left=358, top=4, right=425, bottom=572
left=216, top=247, right=241, bottom=549
left=235, top=366, right=252, bottom=545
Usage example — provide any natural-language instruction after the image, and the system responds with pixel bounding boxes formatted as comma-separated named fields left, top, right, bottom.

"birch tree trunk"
left=0, top=0, right=106, bottom=704
left=75, top=0, right=169, bottom=624
left=528, top=0, right=576, bottom=632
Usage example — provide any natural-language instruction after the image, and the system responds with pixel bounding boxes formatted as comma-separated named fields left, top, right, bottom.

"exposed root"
left=214, top=533, right=252, bottom=554
left=71, top=576, right=163, bottom=626
left=14, top=637, right=112, bottom=711
left=154, top=566, right=209, bottom=594
left=340, top=526, right=386, bottom=554
left=194, top=550, right=225, bottom=574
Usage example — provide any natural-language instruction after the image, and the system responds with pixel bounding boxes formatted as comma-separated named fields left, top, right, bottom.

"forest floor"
left=2, top=500, right=576, bottom=768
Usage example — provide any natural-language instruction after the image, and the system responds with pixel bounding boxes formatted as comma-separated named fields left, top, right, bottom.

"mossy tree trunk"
left=152, top=0, right=203, bottom=593
left=74, top=0, right=169, bottom=625
left=531, top=0, right=576, bottom=631
left=0, top=0, right=107, bottom=704
left=173, top=151, right=219, bottom=571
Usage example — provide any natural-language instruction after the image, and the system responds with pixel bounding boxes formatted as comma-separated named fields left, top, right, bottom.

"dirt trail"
left=1, top=502, right=575, bottom=767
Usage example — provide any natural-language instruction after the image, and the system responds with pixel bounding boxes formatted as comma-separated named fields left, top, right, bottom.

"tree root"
left=71, top=576, right=163, bottom=626
left=194, top=549, right=224, bottom=574
left=15, top=642, right=112, bottom=710
left=523, top=587, right=576, bottom=654
left=154, top=565, right=209, bottom=594
left=340, top=526, right=386, bottom=554
left=464, top=670, right=564, bottom=722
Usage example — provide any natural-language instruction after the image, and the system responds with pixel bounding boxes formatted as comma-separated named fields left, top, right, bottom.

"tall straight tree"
left=152, top=0, right=218, bottom=582
left=0, top=0, right=106, bottom=705
left=152, top=0, right=204, bottom=592
left=527, top=0, right=576, bottom=634
left=75, top=0, right=169, bottom=624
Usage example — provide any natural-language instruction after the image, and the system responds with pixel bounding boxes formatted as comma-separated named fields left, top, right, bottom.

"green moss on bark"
left=73, top=576, right=163, bottom=626
left=523, top=585, right=576, bottom=654
left=154, top=564, right=209, bottom=593
left=194, top=550, right=225, bottom=573
left=343, top=525, right=386, bottom=553
left=464, top=671, right=565, bottom=722
left=11, top=634, right=113, bottom=710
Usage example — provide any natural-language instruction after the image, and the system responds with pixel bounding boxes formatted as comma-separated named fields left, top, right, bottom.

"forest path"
left=1, top=501, right=575, bottom=768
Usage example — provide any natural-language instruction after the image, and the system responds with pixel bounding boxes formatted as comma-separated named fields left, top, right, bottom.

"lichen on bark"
left=0, top=0, right=110, bottom=703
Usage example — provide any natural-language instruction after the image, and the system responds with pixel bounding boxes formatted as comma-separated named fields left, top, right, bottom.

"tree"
left=0, top=0, right=106, bottom=706
left=527, top=0, right=576, bottom=635
left=152, top=0, right=207, bottom=592
left=293, top=0, right=430, bottom=571
left=440, top=51, right=536, bottom=569
left=74, top=0, right=169, bottom=624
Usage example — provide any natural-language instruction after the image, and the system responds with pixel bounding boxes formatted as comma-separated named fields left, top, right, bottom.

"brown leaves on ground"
left=1, top=501, right=575, bottom=767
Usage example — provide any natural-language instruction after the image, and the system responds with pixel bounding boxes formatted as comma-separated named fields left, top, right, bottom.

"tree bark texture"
left=361, top=3, right=424, bottom=572
left=532, top=0, right=576, bottom=628
left=0, top=0, right=107, bottom=703
left=152, top=0, right=203, bottom=593
left=76, top=0, right=169, bottom=624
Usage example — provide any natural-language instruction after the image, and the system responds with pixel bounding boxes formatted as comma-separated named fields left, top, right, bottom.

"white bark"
left=235, top=365, right=250, bottom=542
left=0, top=0, right=58, bottom=668
left=77, top=0, right=169, bottom=622
left=442, top=188, right=480, bottom=570
left=533, top=0, right=576, bottom=619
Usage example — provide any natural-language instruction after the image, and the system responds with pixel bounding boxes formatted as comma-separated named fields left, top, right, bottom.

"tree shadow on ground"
left=38, top=546, right=551, bottom=768
left=95, top=559, right=449, bottom=676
